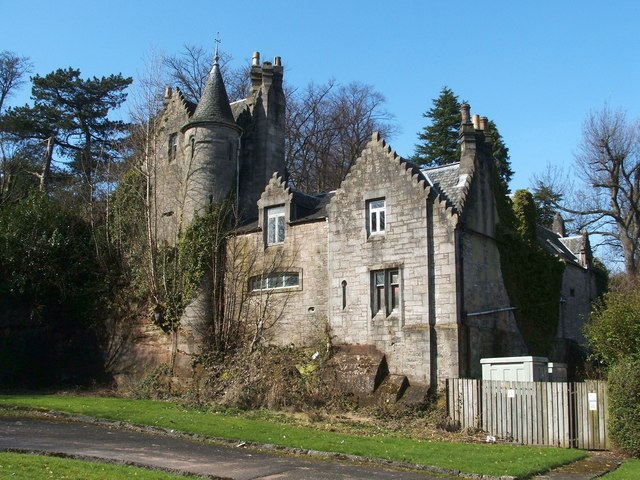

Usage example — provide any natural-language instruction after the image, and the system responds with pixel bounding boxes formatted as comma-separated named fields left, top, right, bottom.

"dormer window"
left=266, top=205, right=285, bottom=245
left=367, top=198, right=386, bottom=235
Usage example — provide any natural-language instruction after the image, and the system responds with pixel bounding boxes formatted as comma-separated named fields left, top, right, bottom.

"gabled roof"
left=537, top=225, right=587, bottom=268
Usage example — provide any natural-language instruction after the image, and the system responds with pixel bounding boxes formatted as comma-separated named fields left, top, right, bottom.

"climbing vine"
left=156, top=201, right=232, bottom=332
left=495, top=185, right=565, bottom=356
left=109, top=169, right=234, bottom=335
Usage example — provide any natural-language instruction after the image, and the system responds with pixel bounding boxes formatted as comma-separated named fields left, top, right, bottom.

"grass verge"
left=0, top=452, right=207, bottom=479
left=0, top=394, right=586, bottom=478
left=601, top=458, right=640, bottom=479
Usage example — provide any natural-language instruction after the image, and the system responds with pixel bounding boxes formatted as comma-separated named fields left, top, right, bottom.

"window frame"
left=266, top=205, right=286, bottom=245
left=371, top=267, right=400, bottom=317
left=249, top=272, right=300, bottom=292
left=367, top=198, right=386, bottom=236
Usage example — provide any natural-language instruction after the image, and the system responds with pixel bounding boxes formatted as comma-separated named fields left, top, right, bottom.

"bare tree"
left=163, top=44, right=250, bottom=104
left=286, top=80, right=397, bottom=193
left=541, top=105, right=640, bottom=274
left=0, top=52, right=33, bottom=203
left=0, top=51, right=32, bottom=114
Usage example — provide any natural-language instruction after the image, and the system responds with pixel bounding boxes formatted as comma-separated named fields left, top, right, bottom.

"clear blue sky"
left=3, top=0, right=640, bottom=192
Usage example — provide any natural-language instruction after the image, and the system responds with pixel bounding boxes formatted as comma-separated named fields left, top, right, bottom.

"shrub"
left=585, top=286, right=640, bottom=367
left=608, top=357, right=640, bottom=456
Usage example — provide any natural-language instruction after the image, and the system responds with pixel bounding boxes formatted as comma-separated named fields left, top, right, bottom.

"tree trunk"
left=39, top=135, right=55, bottom=192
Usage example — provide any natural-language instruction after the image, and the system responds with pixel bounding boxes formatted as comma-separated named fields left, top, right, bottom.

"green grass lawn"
left=0, top=452, right=207, bottom=480
left=601, top=459, right=640, bottom=479
left=0, top=394, right=586, bottom=478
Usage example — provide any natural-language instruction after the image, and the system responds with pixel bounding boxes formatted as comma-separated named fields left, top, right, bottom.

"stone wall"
left=458, top=151, right=528, bottom=378
left=326, top=136, right=460, bottom=385
left=154, top=90, right=191, bottom=245
left=233, top=177, right=329, bottom=348
left=558, top=263, right=594, bottom=347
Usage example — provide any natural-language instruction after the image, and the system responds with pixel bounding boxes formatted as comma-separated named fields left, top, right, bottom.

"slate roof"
left=187, top=60, right=236, bottom=126
left=421, top=162, right=466, bottom=211
left=537, top=226, right=586, bottom=267
left=230, top=99, right=248, bottom=120
left=290, top=189, right=332, bottom=223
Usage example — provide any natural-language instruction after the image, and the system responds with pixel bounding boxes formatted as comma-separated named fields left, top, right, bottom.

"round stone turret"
left=181, top=52, right=241, bottom=226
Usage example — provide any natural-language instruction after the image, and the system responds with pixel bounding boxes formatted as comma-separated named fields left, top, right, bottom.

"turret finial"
left=214, top=32, right=221, bottom=65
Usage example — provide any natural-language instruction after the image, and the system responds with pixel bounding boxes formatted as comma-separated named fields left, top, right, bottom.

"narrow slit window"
left=168, top=133, right=178, bottom=161
left=341, top=280, right=347, bottom=310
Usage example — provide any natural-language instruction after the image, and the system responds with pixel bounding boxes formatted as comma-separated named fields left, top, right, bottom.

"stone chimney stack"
left=249, top=52, right=262, bottom=103
left=552, top=213, right=566, bottom=237
left=459, top=103, right=477, bottom=177
left=237, top=52, right=286, bottom=221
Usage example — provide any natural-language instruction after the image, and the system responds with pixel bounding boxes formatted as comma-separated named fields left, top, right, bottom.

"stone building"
left=128, top=49, right=596, bottom=393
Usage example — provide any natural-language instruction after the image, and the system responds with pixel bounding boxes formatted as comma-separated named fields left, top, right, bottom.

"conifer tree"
left=487, top=119, right=513, bottom=191
left=413, top=86, right=461, bottom=167
left=413, top=87, right=513, bottom=190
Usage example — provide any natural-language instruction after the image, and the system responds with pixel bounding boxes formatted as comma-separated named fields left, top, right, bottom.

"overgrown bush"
left=585, top=286, right=640, bottom=367
left=0, top=192, right=108, bottom=386
left=608, top=357, right=640, bottom=456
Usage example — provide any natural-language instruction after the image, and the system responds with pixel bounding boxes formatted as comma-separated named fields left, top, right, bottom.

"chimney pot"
left=252, top=51, right=260, bottom=66
left=461, top=103, right=471, bottom=123
left=472, top=114, right=480, bottom=130
left=479, top=116, right=488, bottom=131
left=274, top=56, right=282, bottom=67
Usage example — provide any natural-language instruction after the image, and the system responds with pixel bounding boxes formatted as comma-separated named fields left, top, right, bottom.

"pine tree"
left=486, top=119, right=513, bottom=191
left=413, top=86, right=461, bottom=167
left=413, top=87, right=514, bottom=190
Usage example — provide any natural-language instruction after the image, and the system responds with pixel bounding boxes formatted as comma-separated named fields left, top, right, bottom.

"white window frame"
left=367, top=198, right=386, bottom=235
left=250, top=272, right=300, bottom=292
left=266, top=205, right=285, bottom=245
left=371, top=268, right=400, bottom=317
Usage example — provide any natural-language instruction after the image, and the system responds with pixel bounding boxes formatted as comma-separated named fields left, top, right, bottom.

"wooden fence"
left=446, top=379, right=609, bottom=449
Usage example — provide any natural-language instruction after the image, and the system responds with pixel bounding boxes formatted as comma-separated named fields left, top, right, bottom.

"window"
left=168, top=133, right=178, bottom=161
left=341, top=280, right=347, bottom=309
left=266, top=205, right=285, bottom=245
left=371, top=268, right=400, bottom=316
left=367, top=198, right=386, bottom=235
left=250, top=272, right=299, bottom=292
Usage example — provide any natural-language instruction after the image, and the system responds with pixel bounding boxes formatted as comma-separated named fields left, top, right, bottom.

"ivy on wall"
left=495, top=186, right=565, bottom=356
left=109, top=168, right=233, bottom=333
left=157, top=201, right=232, bottom=332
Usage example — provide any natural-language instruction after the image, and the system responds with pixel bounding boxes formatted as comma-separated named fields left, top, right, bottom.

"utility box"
left=481, top=356, right=550, bottom=382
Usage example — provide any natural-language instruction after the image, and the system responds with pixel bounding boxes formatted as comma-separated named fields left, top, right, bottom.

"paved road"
left=0, top=417, right=454, bottom=479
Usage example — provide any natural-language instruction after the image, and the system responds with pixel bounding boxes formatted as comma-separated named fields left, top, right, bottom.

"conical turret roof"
left=185, top=52, right=236, bottom=127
